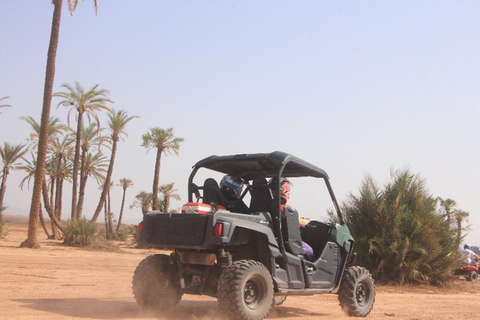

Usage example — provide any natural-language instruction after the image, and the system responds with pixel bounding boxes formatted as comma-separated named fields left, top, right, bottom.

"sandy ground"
left=1, top=216, right=480, bottom=320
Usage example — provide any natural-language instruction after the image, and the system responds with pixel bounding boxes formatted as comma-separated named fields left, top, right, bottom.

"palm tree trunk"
left=50, top=211, right=58, bottom=239
left=107, top=189, right=113, bottom=234
left=49, top=178, right=57, bottom=238
left=54, top=177, right=62, bottom=227
left=456, top=218, right=462, bottom=247
left=49, top=178, right=55, bottom=213
left=21, top=0, right=63, bottom=248
left=91, top=140, right=117, bottom=223
left=104, top=199, right=109, bottom=239
left=0, top=170, right=6, bottom=227
left=38, top=208, right=52, bottom=239
left=116, top=188, right=127, bottom=232
left=76, top=147, right=87, bottom=218
left=0, top=168, right=8, bottom=209
left=152, top=149, right=162, bottom=210
left=71, top=114, right=83, bottom=220
left=164, top=196, right=170, bottom=213
left=41, top=179, right=52, bottom=235
left=41, top=178, right=65, bottom=234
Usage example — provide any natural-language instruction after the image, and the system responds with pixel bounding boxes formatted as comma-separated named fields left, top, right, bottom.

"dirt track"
left=1, top=217, right=480, bottom=320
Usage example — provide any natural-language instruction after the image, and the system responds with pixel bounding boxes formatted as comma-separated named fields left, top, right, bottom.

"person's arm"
left=299, top=217, right=311, bottom=227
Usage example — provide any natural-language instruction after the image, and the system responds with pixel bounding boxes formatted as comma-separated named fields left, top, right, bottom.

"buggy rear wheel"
left=132, top=254, right=182, bottom=310
left=338, top=266, right=375, bottom=317
left=218, top=260, right=274, bottom=320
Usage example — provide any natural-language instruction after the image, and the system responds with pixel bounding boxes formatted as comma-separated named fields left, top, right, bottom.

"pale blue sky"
left=1, top=1, right=479, bottom=245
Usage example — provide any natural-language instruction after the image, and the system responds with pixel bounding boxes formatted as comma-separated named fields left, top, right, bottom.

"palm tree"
left=141, top=128, right=184, bottom=210
left=76, top=123, right=106, bottom=218
left=100, top=181, right=114, bottom=239
left=344, top=169, right=458, bottom=285
left=20, top=152, right=69, bottom=239
left=20, top=116, right=66, bottom=147
left=91, top=109, right=137, bottom=223
left=453, top=210, right=470, bottom=247
left=21, top=0, right=101, bottom=248
left=49, top=135, right=74, bottom=225
left=77, top=152, right=107, bottom=218
left=159, top=183, right=181, bottom=213
left=437, top=197, right=456, bottom=225
left=45, top=157, right=61, bottom=238
left=116, top=178, right=133, bottom=232
left=54, top=81, right=112, bottom=220
left=77, top=152, right=108, bottom=219
left=19, top=153, right=37, bottom=191
left=0, top=142, right=27, bottom=238
left=0, top=142, right=28, bottom=210
left=130, top=191, right=153, bottom=216
left=17, top=154, right=51, bottom=239
left=21, top=115, right=69, bottom=239
left=0, top=96, right=12, bottom=114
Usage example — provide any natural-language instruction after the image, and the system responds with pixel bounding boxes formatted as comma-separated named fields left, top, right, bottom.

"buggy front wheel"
left=338, top=266, right=375, bottom=317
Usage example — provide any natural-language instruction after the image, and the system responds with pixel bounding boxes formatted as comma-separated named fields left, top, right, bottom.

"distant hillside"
left=3, top=206, right=29, bottom=216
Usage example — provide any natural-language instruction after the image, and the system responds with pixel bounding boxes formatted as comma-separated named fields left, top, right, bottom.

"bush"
left=112, top=225, right=141, bottom=245
left=63, top=218, right=99, bottom=246
left=118, top=225, right=137, bottom=241
left=343, top=169, right=458, bottom=286
left=98, top=225, right=137, bottom=242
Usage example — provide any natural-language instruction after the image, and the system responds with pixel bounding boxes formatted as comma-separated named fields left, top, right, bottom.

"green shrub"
left=63, top=218, right=99, bottom=246
left=108, top=225, right=138, bottom=243
left=114, top=224, right=143, bottom=248
left=97, top=225, right=137, bottom=242
left=343, top=169, right=458, bottom=286
left=106, top=229, right=128, bottom=241
left=117, top=225, right=137, bottom=241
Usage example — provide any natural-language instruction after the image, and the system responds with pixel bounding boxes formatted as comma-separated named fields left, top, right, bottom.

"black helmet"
left=464, top=244, right=470, bottom=250
left=220, top=175, right=244, bottom=199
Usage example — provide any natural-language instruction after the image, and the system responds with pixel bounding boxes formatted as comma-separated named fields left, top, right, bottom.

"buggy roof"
left=193, top=151, right=329, bottom=181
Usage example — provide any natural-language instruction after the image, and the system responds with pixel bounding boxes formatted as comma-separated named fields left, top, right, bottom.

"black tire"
left=132, top=254, right=182, bottom=310
left=338, top=266, right=375, bottom=317
left=273, top=296, right=287, bottom=306
left=466, top=270, right=477, bottom=281
left=218, top=260, right=274, bottom=320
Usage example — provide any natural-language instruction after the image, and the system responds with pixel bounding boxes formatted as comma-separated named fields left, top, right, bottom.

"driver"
left=460, top=244, right=480, bottom=265
left=220, top=175, right=250, bottom=214
left=278, top=178, right=315, bottom=261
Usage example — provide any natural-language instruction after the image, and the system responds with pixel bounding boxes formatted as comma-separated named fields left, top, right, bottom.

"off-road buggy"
left=133, top=151, right=375, bottom=319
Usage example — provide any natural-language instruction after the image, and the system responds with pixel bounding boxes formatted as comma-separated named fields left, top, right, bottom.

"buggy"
left=133, top=151, right=375, bottom=319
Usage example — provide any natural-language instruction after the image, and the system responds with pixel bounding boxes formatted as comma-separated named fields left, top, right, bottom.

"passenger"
left=277, top=178, right=315, bottom=261
left=219, top=175, right=250, bottom=214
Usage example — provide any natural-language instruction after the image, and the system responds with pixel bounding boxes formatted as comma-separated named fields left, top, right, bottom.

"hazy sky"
left=1, top=1, right=479, bottom=245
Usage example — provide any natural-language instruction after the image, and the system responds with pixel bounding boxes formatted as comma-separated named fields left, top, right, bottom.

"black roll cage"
left=187, top=151, right=345, bottom=223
